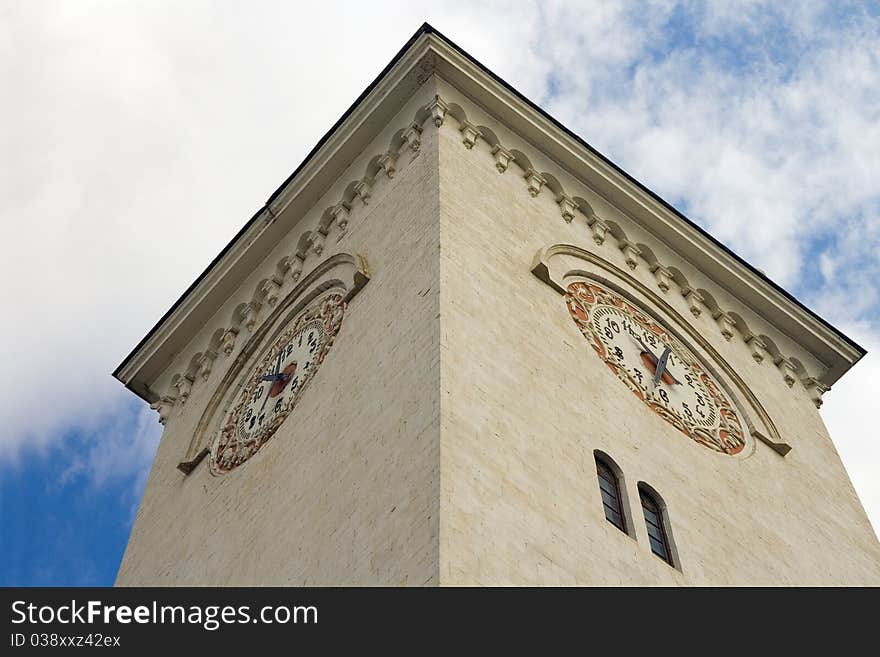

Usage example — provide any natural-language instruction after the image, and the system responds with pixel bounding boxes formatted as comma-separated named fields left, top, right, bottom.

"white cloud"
left=47, top=402, right=163, bottom=522
left=1, top=1, right=878, bottom=536
left=57, top=403, right=161, bottom=495
left=0, top=1, right=440, bottom=456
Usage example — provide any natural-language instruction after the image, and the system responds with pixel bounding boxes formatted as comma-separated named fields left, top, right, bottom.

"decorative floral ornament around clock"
left=209, top=292, right=346, bottom=475
left=566, top=281, right=745, bottom=455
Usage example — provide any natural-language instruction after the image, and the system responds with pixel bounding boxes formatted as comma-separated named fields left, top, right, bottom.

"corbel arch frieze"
left=148, top=95, right=441, bottom=428
left=177, top=252, right=370, bottom=474
left=432, top=91, right=826, bottom=402
left=531, top=243, right=791, bottom=457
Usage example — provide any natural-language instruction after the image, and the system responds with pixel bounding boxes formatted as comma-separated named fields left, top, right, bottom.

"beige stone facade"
left=115, top=26, right=880, bottom=586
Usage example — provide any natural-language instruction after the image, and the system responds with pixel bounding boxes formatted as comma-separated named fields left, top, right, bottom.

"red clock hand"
left=269, top=363, right=297, bottom=398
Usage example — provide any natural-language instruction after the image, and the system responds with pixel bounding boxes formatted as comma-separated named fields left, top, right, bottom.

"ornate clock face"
left=566, top=281, right=745, bottom=455
left=210, top=292, right=346, bottom=474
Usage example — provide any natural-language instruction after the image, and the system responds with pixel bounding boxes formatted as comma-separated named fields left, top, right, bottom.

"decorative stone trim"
left=146, top=95, right=438, bottom=427
left=330, top=203, right=350, bottom=232
left=197, top=349, right=217, bottom=381
left=243, top=302, right=261, bottom=332
left=402, top=123, right=421, bottom=152
left=778, top=358, right=798, bottom=387
left=745, top=335, right=766, bottom=363
left=428, top=95, right=449, bottom=127
left=524, top=169, right=546, bottom=197
left=260, top=279, right=281, bottom=307
left=221, top=328, right=239, bottom=356
left=714, top=312, right=737, bottom=341
left=459, top=120, right=481, bottom=149
left=557, top=194, right=577, bottom=223
left=803, top=377, right=830, bottom=408
left=312, top=231, right=326, bottom=256
left=376, top=152, right=396, bottom=179
left=148, top=92, right=826, bottom=429
left=174, top=374, right=194, bottom=404
left=681, top=287, right=704, bottom=318
left=149, top=396, right=176, bottom=426
left=618, top=239, right=641, bottom=271
left=590, top=219, right=609, bottom=246
left=353, top=180, right=371, bottom=205
left=282, top=255, right=305, bottom=283
left=492, top=145, right=514, bottom=173
left=651, top=264, right=672, bottom=293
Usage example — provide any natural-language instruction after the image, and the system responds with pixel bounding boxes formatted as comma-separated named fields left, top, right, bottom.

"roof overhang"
left=114, top=23, right=865, bottom=401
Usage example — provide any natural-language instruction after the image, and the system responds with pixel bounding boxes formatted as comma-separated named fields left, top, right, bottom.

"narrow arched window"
left=596, top=457, right=626, bottom=532
left=639, top=487, right=673, bottom=565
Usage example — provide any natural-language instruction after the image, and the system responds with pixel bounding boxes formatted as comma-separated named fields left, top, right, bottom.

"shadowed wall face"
left=116, top=83, right=442, bottom=586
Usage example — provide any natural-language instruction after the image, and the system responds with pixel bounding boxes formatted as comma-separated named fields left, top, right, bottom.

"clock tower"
left=114, top=24, right=880, bottom=585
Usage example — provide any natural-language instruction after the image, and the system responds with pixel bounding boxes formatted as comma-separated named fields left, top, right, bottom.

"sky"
left=1, top=1, right=878, bottom=585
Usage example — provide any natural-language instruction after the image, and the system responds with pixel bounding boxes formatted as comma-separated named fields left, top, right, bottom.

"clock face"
left=210, top=292, right=346, bottom=474
left=566, top=281, right=745, bottom=455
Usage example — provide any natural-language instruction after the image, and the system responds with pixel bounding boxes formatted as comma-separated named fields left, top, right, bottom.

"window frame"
left=594, top=455, right=628, bottom=534
left=638, top=485, right=676, bottom=568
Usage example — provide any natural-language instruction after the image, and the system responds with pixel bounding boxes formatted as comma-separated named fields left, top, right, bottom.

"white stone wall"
left=116, top=82, right=441, bottom=586
left=117, top=72, right=880, bottom=586
left=435, top=79, right=880, bottom=585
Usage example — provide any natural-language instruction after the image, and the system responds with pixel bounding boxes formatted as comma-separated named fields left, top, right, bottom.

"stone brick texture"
left=117, top=77, right=880, bottom=586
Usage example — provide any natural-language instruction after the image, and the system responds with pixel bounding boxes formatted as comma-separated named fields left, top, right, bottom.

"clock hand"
left=652, top=346, right=682, bottom=386
left=260, top=351, right=284, bottom=381
left=630, top=333, right=658, bottom=361
left=258, top=351, right=284, bottom=413
left=260, top=373, right=288, bottom=382
left=629, top=333, right=681, bottom=386
left=653, top=346, right=672, bottom=386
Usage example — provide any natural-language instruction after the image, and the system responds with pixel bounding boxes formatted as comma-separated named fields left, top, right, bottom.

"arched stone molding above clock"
left=176, top=252, right=370, bottom=474
left=532, top=243, right=791, bottom=457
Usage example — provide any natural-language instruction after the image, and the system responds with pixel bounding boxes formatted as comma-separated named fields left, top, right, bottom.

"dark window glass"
left=649, top=537, right=668, bottom=559
left=605, top=508, right=623, bottom=528
left=600, top=489, right=619, bottom=508
left=640, top=489, right=672, bottom=565
left=598, top=477, right=616, bottom=496
left=596, top=460, right=626, bottom=533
